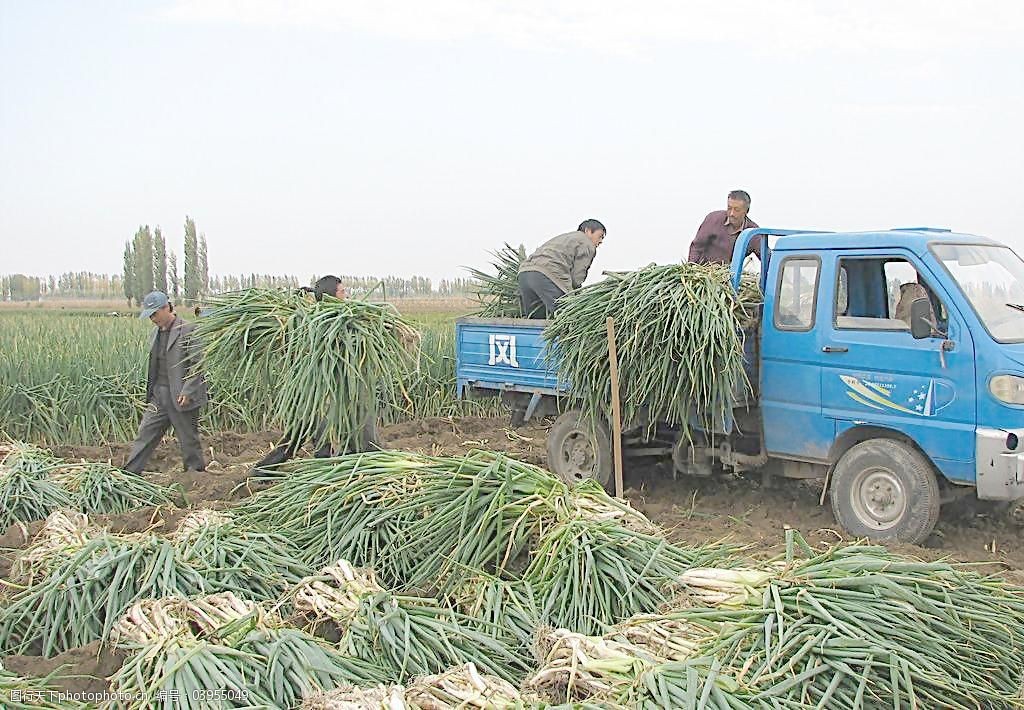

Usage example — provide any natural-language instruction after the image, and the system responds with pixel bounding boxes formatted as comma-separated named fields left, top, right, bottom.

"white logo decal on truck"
left=489, top=334, right=519, bottom=368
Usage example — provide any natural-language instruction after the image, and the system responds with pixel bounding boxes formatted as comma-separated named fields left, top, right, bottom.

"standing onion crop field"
left=0, top=307, right=496, bottom=445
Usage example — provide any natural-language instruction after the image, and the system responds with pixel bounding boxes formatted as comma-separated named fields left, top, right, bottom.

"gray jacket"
left=146, top=315, right=208, bottom=412
left=518, top=231, right=597, bottom=294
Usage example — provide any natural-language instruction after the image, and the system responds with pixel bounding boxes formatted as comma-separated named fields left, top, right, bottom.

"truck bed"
left=456, top=315, right=760, bottom=405
left=455, top=317, right=564, bottom=397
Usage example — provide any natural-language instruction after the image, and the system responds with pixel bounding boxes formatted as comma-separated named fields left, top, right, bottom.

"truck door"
left=760, top=254, right=834, bottom=460
left=819, top=250, right=977, bottom=482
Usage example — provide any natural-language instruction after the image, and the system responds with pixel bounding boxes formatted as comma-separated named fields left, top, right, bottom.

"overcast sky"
left=2, top=1, right=1022, bottom=283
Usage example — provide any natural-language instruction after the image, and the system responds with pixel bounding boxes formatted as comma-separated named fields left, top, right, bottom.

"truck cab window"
left=835, top=257, right=946, bottom=331
left=774, top=257, right=819, bottom=331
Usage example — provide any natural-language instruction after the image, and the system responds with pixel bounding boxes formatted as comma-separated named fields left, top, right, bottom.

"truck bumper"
left=976, top=427, right=1024, bottom=501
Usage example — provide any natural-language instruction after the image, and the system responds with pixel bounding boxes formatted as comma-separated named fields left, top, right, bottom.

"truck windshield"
left=932, top=243, right=1024, bottom=343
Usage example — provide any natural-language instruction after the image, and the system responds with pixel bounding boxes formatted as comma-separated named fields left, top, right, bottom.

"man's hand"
left=177, top=394, right=190, bottom=408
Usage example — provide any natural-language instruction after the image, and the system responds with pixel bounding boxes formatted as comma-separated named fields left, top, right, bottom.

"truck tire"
left=546, top=409, right=613, bottom=488
left=830, top=439, right=940, bottom=544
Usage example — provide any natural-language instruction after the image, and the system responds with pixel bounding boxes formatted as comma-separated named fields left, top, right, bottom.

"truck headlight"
left=990, top=375, right=1024, bottom=405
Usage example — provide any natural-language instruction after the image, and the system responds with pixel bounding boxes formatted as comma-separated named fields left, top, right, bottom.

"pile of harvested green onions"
left=525, top=531, right=1024, bottom=708
left=0, top=442, right=72, bottom=529
left=108, top=592, right=385, bottom=709
left=524, top=517, right=731, bottom=636
left=0, top=441, right=180, bottom=530
left=170, top=509, right=312, bottom=600
left=666, top=535, right=1024, bottom=708
left=48, top=460, right=181, bottom=514
left=239, top=450, right=571, bottom=591
left=0, top=510, right=314, bottom=656
left=291, top=560, right=531, bottom=683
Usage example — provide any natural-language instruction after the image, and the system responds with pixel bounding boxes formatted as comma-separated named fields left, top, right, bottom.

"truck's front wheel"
left=830, top=439, right=940, bottom=544
left=546, top=409, right=613, bottom=488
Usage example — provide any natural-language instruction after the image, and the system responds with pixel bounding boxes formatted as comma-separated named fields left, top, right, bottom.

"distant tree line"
left=3, top=217, right=477, bottom=303
left=0, top=271, right=475, bottom=303
left=122, top=216, right=209, bottom=306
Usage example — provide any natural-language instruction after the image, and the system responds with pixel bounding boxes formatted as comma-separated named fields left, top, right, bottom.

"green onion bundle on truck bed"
left=195, top=288, right=419, bottom=454
left=543, top=263, right=762, bottom=440
left=466, top=243, right=527, bottom=318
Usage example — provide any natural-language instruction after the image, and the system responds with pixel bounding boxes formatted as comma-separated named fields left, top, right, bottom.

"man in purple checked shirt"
left=687, top=190, right=760, bottom=264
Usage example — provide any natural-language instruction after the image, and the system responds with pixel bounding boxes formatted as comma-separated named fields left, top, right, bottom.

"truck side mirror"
left=910, top=298, right=932, bottom=339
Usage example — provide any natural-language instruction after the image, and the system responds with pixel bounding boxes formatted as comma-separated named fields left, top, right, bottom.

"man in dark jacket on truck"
left=688, top=190, right=760, bottom=264
left=125, top=291, right=208, bottom=473
left=518, top=219, right=606, bottom=318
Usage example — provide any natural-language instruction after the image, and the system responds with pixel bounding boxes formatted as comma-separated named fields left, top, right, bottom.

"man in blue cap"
left=125, top=291, right=208, bottom=473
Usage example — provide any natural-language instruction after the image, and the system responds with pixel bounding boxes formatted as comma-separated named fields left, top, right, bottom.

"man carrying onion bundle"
left=518, top=219, right=606, bottom=318
left=125, top=291, right=208, bottom=474
left=252, top=275, right=377, bottom=469
left=688, top=189, right=760, bottom=264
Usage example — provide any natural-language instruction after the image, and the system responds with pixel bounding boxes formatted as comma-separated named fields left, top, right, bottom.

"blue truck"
left=456, top=227, right=1024, bottom=543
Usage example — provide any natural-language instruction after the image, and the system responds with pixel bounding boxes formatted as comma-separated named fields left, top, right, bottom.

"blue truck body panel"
left=458, top=227, right=1024, bottom=500
left=455, top=317, right=564, bottom=398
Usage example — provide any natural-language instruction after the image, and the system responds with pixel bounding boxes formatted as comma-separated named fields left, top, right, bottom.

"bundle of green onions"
left=301, top=684, right=407, bottom=710
left=48, top=460, right=181, bottom=514
left=0, top=530, right=209, bottom=656
left=609, top=613, right=719, bottom=663
left=627, top=657, right=758, bottom=709
left=404, top=662, right=522, bottom=708
left=110, top=598, right=273, bottom=710
left=543, top=263, right=762, bottom=440
left=292, top=560, right=531, bottom=683
left=0, top=443, right=181, bottom=529
left=196, top=288, right=419, bottom=454
left=392, top=451, right=567, bottom=592
left=10, top=510, right=92, bottom=585
left=526, top=626, right=656, bottom=703
left=455, top=575, right=542, bottom=650
left=565, top=479, right=658, bottom=534
left=0, top=442, right=72, bottom=529
left=240, top=451, right=569, bottom=591
left=660, top=534, right=1024, bottom=708
left=0, top=659, right=88, bottom=710
left=465, top=243, right=527, bottom=318
left=110, top=592, right=387, bottom=708
left=524, top=517, right=731, bottom=635
left=237, top=453, right=435, bottom=585
left=671, top=566, right=775, bottom=608
left=171, top=509, right=313, bottom=600
left=0, top=440, right=61, bottom=474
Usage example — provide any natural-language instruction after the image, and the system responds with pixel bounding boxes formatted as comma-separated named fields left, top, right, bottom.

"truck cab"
left=455, top=227, right=1024, bottom=543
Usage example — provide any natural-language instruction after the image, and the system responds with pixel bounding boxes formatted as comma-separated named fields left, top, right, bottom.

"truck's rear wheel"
left=830, top=439, right=940, bottom=544
left=546, top=409, right=613, bottom=488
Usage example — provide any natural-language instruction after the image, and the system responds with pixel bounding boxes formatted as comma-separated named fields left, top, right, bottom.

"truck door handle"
left=822, top=346, right=848, bottom=353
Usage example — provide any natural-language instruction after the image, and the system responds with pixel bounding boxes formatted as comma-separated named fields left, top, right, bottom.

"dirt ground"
left=3, top=415, right=1023, bottom=694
